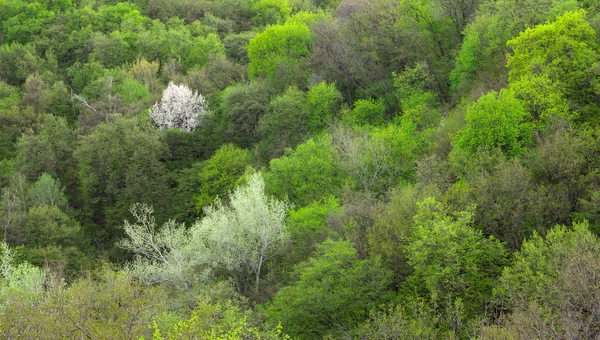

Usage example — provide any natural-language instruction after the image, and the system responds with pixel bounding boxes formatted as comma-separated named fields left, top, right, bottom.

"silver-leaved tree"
left=119, top=173, right=289, bottom=296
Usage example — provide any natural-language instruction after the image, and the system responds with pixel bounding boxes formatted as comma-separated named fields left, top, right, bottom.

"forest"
left=1, top=0, right=600, bottom=338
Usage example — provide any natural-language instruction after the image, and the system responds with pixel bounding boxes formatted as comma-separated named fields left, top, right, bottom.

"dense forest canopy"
left=2, top=0, right=600, bottom=338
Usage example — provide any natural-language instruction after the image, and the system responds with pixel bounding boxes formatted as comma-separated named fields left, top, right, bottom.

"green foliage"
left=74, top=116, right=171, bottom=251
left=353, top=302, right=450, bottom=339
left=219, top=81, right=272, bottom=148
left=27, top=173, right=67, bottom=209
left=89, top=30, right=138, bottom=69
left=394, top=63, right=441, bottom=129
left=15, top=115, right=77, bottom=188
left=507, top=10, right=600, bottom=120
left=488, top=222, right=600, bottom=338
left=253, top=0, right=292, bottom=26
left=283, top=196, right=340, bottom=267
left=453, top=89, right=533, bottom=156
left=406, top=197, right=508, bottom=330
left=0, top=43, right=41, bottom=86
left=114, top=77, right=149, bottom=105
left=373, top=121, right=425, bottom=179
left=257, top=86, right=311, bottom=160
left=449, top=15, right=507, bottom=94
left=18, top=204, right=89, bottom=278
left=0, top=268, right=168, bottom=339
left=494, top=222, right=594, bottom=308
left=67, top=61, right=106, bottom=93
left=306, top=81, right=342, bottom=131
left=343, top=98, right=386, bottom=126
left=223, top=31, right=256, bottom=64
left=184, top=33, right=226, bottom=70
left=265, top=137, right=347, bottom=206
left=509, top=74, right=574, bottom=122
left=2, top=2, right=55, bottom=44
left=247, top=22, right=312, bottom=88
left=368, top=185, right=420, bottom=280
left=332, top=122, right=424, bottom=194
left=195, top=143, right=251, bottom=213
left=286, top=10, right=331, bottom=27
left=0, top=80, right=19, bottom=111
left=267, top=240, right=391, bottom=339
left=152, top=300, right=289, bottom=339
left=3, top=0, right=600, bottom=334
left=266, top=239, right=393, bottom=339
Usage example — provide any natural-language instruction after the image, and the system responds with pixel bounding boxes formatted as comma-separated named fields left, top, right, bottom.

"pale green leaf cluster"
left=119, top=203, right=194, bottom=291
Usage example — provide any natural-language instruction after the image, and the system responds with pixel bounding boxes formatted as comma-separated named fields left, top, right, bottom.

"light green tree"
left=406, top=197, right=508, bottom=332
left=507, top=10, right=600, bottom=120
left=27, top=173, right=67, bottom=209
left=248, top=22, right=312, bottom=88
left=306, top=81, right=342, bottom=131
left=265, top=136, right=347, bottom=206
left=195, top=144, right=251, bottom=213
left=453, top=89, right=533, bottom=156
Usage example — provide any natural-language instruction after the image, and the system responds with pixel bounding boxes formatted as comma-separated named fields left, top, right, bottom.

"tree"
left=19, top=204, right=89, bottom=279
left=306, top=81, right=342, bottom=131
left=0, top=174, right=28, bottom=243
left=342, top=98, right=386, bottom=127
left=368, top=185, right=421, bottom=281
left=487, top=222, right=600, bottom=339
left=27, top=173, right=67, bottom=209
left=150, top=82, right=210, bottom=132
left=15, top=115, right=77, bottom=192
left=332, top=123, right=404, bottom=194
left=128, top=58, right=160, bottom=95
left=0, top=268, right=168, bottom=339
left=265, top=137, right=348, bottom=206
left=247, top=22, right=312, bottom=89
left=189, top=173, right=289, bottom=296
left=257, top=86, right=312, bottom=160
left=266, top=239, right=393, bottom=339
left=283, top=197, right=340, bottom=268
left=74, top=116, right=171, bottom=251
left=121, top=173, right=289, bottom=296
left=195, top=143, right=251, bottom=213
left=507, top=10, right=600, bottom=120
left=406, top=197, right=508, bottom=332
left=352, top=302, right=448, bottom=339
left=183, top=33, right=226, bottom=70
left=453, top=89, right=533, bottom=156
left=394, top=62, right=441, bottom=130
left=119, top=204, right=193, bottom=291
left=218, top=81, right=272, bottom=148
left=252, top=0, right=291, bottom=26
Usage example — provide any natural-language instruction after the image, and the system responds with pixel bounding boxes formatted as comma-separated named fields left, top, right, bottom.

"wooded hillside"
left=1, top=0, right=600, bottom=338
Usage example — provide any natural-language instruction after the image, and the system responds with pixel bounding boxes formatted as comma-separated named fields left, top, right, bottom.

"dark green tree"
left=73, top=116, right=171, bottom=252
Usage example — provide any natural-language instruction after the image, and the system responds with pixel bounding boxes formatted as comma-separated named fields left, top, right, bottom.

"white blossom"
left=149, top=82, right=209, bottom=132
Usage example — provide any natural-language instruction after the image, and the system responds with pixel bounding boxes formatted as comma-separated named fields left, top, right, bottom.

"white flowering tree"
left=149, top=82, right=209, bottom=132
